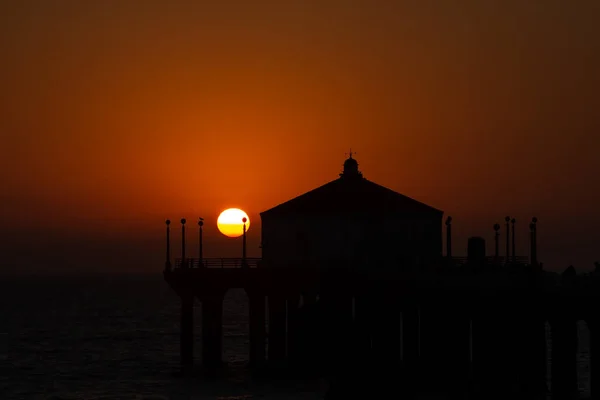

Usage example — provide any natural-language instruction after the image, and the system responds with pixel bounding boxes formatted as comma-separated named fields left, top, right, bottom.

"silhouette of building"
left=164, top=152, right=600, bottom=400
left=260, top=152, right=443, bottom=271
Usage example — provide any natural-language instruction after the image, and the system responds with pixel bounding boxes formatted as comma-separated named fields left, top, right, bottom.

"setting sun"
left=217, top=208, right=250, bottom=238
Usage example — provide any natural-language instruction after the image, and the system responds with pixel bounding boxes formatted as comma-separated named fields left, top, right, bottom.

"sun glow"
left=217, top=208, right=250, bottom=238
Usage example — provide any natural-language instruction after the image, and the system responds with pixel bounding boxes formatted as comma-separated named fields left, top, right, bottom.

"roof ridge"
left=261, top=177, right=442, bottom=216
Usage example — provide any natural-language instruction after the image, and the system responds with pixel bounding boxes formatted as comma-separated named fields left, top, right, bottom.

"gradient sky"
left=1, top=0, right=598, bottom=275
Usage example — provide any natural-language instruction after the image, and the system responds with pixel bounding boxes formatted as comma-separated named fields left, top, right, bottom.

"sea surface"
left=0, top=275, right=592, bottom=399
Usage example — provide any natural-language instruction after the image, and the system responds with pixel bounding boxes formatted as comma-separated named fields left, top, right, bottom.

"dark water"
left=0, top=275, right=591, bottom=399
left=0, top=275, right=324, bottom=400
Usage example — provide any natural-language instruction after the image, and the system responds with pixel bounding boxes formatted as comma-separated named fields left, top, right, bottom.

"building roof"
left=261, top=155, right=443, bottom=218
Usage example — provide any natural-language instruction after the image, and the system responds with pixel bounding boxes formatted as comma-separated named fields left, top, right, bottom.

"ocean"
left=0, top=275, right=591, bottom=399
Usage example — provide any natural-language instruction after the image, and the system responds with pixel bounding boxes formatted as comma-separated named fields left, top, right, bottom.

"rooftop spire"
left=340, top=150, right=363, bottom=179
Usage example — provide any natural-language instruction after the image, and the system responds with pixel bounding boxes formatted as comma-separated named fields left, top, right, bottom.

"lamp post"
left=530, top=217, right=538, bottom=266
left=181, top=218, right=187, bottom=269
left=242, top=217, right=247, bottom=268
left=505, top=216, right=510, bottom=263
left=493, top=223, right=500, bottom=259
left=511, top=218, right=516, bottom=264
left=198, top=218, right=204, bottom=268
left=445, top=216, right=452, bottom=258
left=165, top=219, right=171, bottom=271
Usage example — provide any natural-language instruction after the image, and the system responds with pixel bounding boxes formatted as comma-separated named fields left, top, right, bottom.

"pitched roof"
left=260, top=177, right=443, bottom=217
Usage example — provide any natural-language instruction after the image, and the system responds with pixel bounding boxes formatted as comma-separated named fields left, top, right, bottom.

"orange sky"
left=1, top=0, right=599, bottom=274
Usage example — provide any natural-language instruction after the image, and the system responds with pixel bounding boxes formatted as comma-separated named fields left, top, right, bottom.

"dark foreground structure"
left=164, top=155, right=599, bottom=399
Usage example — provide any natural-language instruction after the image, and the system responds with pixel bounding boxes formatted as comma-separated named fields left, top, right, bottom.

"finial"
left=340, top=150, right=362, bottom=179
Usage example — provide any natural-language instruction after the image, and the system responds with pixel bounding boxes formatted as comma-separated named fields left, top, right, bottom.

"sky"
left=1, top=0, right=598, bottom=275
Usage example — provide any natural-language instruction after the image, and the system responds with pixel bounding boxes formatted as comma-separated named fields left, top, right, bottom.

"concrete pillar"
left=471, top=296, right=510, bottom=397
left=320, top=289, right=356, bottom=399
left=402, top=299, right=420, bottom=392
left=498, top=295, right=536, bottom=397
left=419, top=294, right=470, bottom=396
left=418, top=300, right=445, bottom=393
left=267, top=294, right=287, bottom=366
left=441, top=297, right=471, bottom=396
left=202, top=294, right=223, bottom=371
left=378, top=295, right=402, bottom=395
left=285, top=294, right=302, bottom=371
left=550, top=316, right=578, bottom=399
left=248, top=293, right=266, bottom=368
left=180, top=290, right=194, bottom=370
left=352, top=293, right=374, bottom=378
left=369, top=291, right=399, bottom=369
left=344, top=287, right=396, bottom=399
left=589, top=318, right=600, bottom=400
left=296, top=293, right=321, bottom=377
left=319, top=290, right=353, bottom=372
left=514, top=297, right=547, bottom=398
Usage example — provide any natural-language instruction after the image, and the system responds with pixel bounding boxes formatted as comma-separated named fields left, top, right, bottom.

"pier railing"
left=450, top=256, right=529, bottom=265
left=174, top=258, right=261, bottom=269
left=172, top=256, right=528, bottom=269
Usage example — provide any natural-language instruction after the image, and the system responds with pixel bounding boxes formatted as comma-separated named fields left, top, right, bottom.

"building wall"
left=261, top=212, right=442, bottom=270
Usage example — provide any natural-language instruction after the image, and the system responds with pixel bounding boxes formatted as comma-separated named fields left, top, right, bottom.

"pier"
left=163, top=155, right=599, bottom=399
left=164, top=229, right=600, bottom=399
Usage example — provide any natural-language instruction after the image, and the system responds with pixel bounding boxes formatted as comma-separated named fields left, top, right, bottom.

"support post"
left=202, top=294, right=224, bottom=371
left=550, top=316, right=578, bottom=399
left=267, top=294, right=287, bottom=367
left=324, top=290, right=365, bottom=400
left=180, top=290, right=194, bottom=371
left=517, top=300, right=547, bottom=398
left=589, top=319, right=600, bottom=400
left=402, top=299, right=420, bottom=390
left=249, top=293, right=266, bottom=368
left=472, top=296, right=511, bottom=396
left=285, top=294, right=302, bottom=371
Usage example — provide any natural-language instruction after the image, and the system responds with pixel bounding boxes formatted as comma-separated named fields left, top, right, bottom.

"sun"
left=217, top=208, right=250, bottom=238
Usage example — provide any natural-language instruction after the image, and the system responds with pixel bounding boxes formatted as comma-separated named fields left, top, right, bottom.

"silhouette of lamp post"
left=181, top=218, right=187, bottom=269
left=511, top=218, right=516, bottom=263
left=530, top=217, right=538, bottom=266
left=242, top=217, right=248, bottom=268
left=493, top=223, right=500, bottom=259
left=505, top=216, right=510, bottom=263
left=165, top=219, right=171, bottom=272
left=198, top=218, right=204, bottom=268
left=445, top=216, right=452, bottom=258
